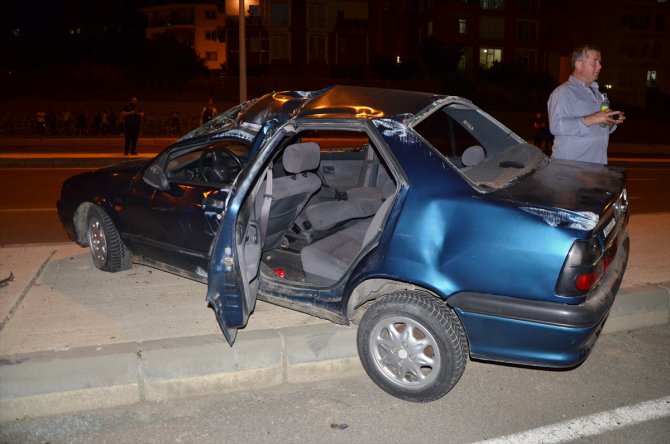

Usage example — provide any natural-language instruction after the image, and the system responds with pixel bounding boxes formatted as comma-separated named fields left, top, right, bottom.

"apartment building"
left=142, top=0, right=369, bottom=77
left=142, top=2, right=232, bottom=71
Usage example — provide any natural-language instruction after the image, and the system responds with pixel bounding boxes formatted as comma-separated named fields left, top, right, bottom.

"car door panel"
left=318, top=148, right=367, bottom=190
left=124, top=179, right=227, bottom=276
left=207, top=125, right=288, bottom=344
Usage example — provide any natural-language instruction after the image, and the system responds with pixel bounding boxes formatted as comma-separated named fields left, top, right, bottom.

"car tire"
left=357, top=291, right=468, bottom=402
left=86, top=206, right=133, bottom=272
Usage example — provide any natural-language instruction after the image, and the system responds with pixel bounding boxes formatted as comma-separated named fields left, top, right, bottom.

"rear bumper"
left=448, top=233, right=629, bottom=368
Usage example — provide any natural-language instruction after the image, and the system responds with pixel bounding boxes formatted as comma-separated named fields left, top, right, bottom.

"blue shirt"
left=547, top=76, right=616, bottom=164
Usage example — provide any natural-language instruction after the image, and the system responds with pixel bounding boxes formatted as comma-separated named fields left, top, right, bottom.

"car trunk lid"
left=488, top=159, right=627, bottom=232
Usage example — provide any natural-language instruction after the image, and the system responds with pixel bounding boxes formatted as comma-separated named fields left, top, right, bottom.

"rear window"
left=412, top=104, right=547, bottom=191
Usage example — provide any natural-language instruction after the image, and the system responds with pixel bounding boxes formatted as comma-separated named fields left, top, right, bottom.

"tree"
left=417, top=37, right=471, bottom=97
left=125, top=34, right=206, bottom=89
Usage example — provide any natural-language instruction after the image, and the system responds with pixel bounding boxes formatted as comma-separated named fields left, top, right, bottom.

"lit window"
left=458, top=19, right=467, bottom=34
left=479, top=48, right=502, bottom=68
left=647, top=70, right=657, bottom=87
left=458, top=52, right=467, bottom=70
left=427, top=20, right=433, bottom=36
left=481, top=0, right=505, bottom=10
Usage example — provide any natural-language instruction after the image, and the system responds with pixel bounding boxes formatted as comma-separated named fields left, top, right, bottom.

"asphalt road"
left=1, top=163, right=669, bottom=245
left=1, top=324, right=668, bottom=443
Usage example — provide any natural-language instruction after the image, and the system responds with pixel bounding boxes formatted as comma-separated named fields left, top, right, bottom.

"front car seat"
left=260, top=142, right=322, bottom=251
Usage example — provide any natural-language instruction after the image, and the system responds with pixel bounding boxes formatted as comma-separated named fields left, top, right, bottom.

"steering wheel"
left=199, top=147, right=243, bottom=183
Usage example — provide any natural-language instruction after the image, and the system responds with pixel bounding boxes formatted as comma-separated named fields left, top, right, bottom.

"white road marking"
left=478, top=396, right=670, bottom=444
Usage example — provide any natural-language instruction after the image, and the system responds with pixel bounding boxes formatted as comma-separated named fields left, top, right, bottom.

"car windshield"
left=413, top=103, right=548, bottom=191
left=178, top=99, right=260, bottom=142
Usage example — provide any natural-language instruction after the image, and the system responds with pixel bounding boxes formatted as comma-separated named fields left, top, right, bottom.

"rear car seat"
left=300, top=196, right=394, bottom=285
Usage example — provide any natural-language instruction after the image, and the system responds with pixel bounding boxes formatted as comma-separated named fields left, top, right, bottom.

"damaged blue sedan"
left=57, top=85, right=629, bottom=402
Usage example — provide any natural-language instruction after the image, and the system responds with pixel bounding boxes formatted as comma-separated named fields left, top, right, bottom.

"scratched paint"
left=520, top=207, right=599, bottom=231
left=372, top=117, right=421, bottom=144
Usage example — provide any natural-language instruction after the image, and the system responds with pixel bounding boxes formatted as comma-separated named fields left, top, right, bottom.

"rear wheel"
left=86, top=206, right=132, bottom=272
left=357, top=291, right=468, bottom=402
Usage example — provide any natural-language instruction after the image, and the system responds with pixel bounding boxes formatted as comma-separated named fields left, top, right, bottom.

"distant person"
left=548, top=44, right=625, bottom=164
left=76, top=111, right=86, bottom=135
left=63, top=110, right=72, bottom=135
left=93, top=109, right=102, bottom=135
left=170, top=110, right=181, bottom=135
left=46, top=108, right=58, bottom=135
left=200, top=99, right=218, bottom=126
left=121, top=97, right=144, bottom=155
left=35, top=110, right=47, bottom=135
left=100, top=110, right=110, bottom=135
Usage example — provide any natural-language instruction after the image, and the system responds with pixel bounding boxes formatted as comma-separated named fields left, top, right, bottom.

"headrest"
left=283, top=142, right=320, bottom=174
left=462, top=145, right=486, bottom=167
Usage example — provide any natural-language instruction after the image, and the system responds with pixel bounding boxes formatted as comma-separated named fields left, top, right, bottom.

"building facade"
left=143, top=0, right=370, bottom=76
left=600, top=0, right=669, bottom=107
left=142, top=2, right=230, bottom=71
left=141, top=0, right=668, bottom=107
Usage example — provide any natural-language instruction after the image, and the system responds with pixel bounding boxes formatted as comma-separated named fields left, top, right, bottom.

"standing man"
left=548, top=45, right=625, bottom=164
left=121, top=97, right=144, bottom=155
left=200, top=98, right=218, bottom=126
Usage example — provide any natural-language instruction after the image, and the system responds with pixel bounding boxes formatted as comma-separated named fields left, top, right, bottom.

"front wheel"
left=86, top=206, right=133, bottom=272
left=357, top=291, right=468, bottom=402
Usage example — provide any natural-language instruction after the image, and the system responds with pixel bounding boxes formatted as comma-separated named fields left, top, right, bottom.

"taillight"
left=556, top=238, right=604, bottom=297
left=575, top=262, right=605, bottom=291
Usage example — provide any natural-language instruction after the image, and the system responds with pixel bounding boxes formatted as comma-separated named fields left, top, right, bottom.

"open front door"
left=206, top=175, right=265, bottom=345
left=206, top=123, right=287, bottom=345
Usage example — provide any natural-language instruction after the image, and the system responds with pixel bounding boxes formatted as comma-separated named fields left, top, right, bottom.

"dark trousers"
left=124, top=126, right=140, bottom=154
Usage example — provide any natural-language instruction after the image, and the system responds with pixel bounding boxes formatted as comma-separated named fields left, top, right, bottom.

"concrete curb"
left=603, top=283, right=670, bottom=333
left=1, top=283, right=668, bottom=421
left=0, top=323, right=361, bottom=421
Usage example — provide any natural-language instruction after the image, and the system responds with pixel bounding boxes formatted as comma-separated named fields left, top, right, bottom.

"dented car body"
left=57, top=85, right=629, bottom=402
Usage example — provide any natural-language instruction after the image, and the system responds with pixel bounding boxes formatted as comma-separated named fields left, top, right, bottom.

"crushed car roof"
left=241, top=85, right=443, bottom=124
left=178, top=85, right=447, bottom=144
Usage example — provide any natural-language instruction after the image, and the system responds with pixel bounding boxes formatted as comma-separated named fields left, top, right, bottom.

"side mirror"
left=143, top=164, right=170, bottom=191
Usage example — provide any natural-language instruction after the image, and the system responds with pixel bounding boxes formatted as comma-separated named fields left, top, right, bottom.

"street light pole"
left=238, top=0, right=247, bottom=102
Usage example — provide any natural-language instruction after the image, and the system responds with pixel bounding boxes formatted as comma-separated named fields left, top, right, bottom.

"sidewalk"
left=1, top=213, right=669, bottom=421
left=0, top=136, right=172, bottom=167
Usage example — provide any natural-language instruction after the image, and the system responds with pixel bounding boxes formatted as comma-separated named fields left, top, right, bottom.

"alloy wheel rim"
left=368, top=315, right=441, bottom=389
left=88, top=216, right=107, bottom=268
